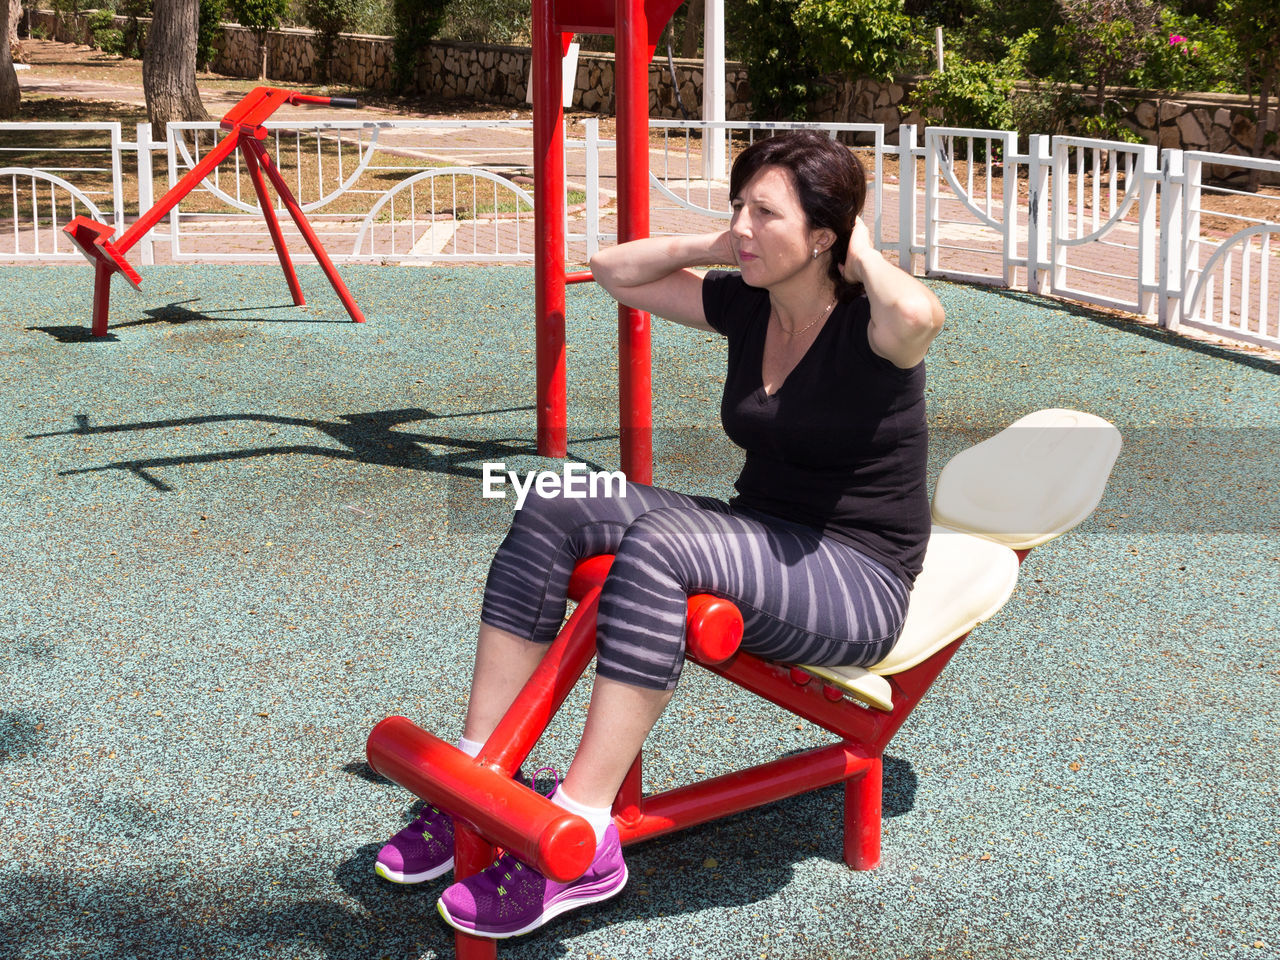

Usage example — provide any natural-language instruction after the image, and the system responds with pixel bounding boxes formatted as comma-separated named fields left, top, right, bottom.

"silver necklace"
left=775, top=298, right=836, bottom=337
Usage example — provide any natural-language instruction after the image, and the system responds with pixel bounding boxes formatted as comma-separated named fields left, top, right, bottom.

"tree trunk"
left=1247, top=64, right=1274, bottom=193
left=7, top=0, right=20, bottom=58
left=259, top=35, right=267, bottom=80
left=681, top=0, right=703, bottom=59
left=0, top=0, right=21, bottom=118
left=143, top=0, right=211, bottom=133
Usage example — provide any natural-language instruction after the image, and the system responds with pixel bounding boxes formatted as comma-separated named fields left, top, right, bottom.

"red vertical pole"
left=615, top=0, right=653, bottom=485
left=243, top=140, right=366, bottom=324
left=90, top=260, right=114, bottom=337
left=843, top=754, right=882, bottom=870
left=453, top=824, right=498, bottom=960
left=533, top=0, right=567, bottom=459
left=613, top=756, right=644, bottom=826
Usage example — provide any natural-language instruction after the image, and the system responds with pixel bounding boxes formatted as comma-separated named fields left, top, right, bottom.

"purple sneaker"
left=436, top=822, right=628, bottom=938
left=375, top=802, right=456, bottom=884
left=375, top=768, right=533, bottom=884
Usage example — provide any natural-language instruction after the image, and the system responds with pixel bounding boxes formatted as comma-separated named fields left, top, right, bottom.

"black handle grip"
left=329, top=97, right=361, bottom=109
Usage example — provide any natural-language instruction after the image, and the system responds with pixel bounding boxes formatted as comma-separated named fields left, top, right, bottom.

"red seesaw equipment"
left=368, top=409, right=1123, bottom=960
left=63, top=86, right=366, bottom=337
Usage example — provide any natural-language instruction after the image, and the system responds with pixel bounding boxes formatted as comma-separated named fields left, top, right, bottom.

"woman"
left=375, top=132, right=945, bottom=939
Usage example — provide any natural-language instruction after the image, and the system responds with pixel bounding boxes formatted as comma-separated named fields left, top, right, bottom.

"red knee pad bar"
left=567, top=555, right=744, bottom=666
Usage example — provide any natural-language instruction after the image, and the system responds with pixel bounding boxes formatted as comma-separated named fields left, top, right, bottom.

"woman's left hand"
left=841, top=216, right=875, bottom=285
left=848, top=215, right=946, bottom=369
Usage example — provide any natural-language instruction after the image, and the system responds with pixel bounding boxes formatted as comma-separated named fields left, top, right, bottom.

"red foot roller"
left=366, top=718, right=596, bottom=882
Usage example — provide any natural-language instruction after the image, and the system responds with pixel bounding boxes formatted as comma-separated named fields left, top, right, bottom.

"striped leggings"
left=480, top=482, right=911, bottom=691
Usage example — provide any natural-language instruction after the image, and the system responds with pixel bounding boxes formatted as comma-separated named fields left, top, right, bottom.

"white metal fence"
left=0, top=121, right=126, bottom=258
left=0, top=117, right=1277, bottom=348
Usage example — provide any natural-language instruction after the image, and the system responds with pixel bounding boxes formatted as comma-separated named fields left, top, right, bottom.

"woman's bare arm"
left=843, top=217, right=945, bottom=369
left=589, top=231, right=736, bottom=332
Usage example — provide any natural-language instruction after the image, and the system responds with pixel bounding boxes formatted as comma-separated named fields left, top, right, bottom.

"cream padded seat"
left=802, top=409, right=1122, bottom=712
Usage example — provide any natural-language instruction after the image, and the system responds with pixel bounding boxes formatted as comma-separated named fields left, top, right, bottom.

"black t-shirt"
left=701, top=269, right=930, bottom=586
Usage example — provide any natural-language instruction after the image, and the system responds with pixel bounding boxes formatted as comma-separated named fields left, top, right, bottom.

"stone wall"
left=819, top=75, right=1277, bottom=169
left=206, top=22, right=752, bottom=119
left=29, top=8, right=754, bottom=118
left=26, top=8, right=1279, bottom=168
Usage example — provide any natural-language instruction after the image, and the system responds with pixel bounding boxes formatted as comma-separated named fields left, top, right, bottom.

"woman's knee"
left=611, top=505, right=723, bottom=584
left=615, top=506, right=702, bottom=553
left=505, top=485, right=584, bottom=533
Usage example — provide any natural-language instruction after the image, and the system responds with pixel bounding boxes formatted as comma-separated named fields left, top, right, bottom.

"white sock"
left=456, top=735, right=484, bottom=759
left=551, top=785, right=614, bottom=844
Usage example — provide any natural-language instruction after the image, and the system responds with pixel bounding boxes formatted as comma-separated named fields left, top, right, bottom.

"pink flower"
left=1169, top=34, right=1187, bottom=45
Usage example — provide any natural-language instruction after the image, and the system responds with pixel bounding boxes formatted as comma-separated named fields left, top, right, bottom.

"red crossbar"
left=614, top=740, right=878, bottom=844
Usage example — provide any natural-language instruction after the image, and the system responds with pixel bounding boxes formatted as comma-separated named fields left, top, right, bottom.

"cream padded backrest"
left=931, top=408, right=1123, bottom=550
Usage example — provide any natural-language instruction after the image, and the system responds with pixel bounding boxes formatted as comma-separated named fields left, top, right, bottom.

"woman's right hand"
left=708, top=229, right=737, bottom=268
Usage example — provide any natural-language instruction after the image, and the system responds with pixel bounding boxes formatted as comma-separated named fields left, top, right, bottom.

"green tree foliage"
left=732, top=0, right=823, bottom=118
left=1054, top=0, right=1161, bottom=123
left=1222, top=0, right=1280, bottom=187
left=792, top=0, right=912, bottom=80
left=440, top=0, right=529, bottom=44
left=81, top=0, right=150, bottom=57
left=907, top=32, right=1041, bottom=132
left=1131, top=11, right=1238, bottom=94
left=904, top=30, right=1086, bottom=143
left=907, top=54, right=1014, bottom=134
left=731, top=0, right=1256, bottom=132
left=50, top=0, right=83, bottom=29
left=86, top=8, right=125, bottom=53
left=230, top=0, right=288, bottom=77
left=733, top=0, right=914, bottom=119
left=914, top=0, right=1059, bottom=74
left=302, top=0, right=362, bottom=81
left=126, top=0, right=152, bottom=57
left=391, top=0, right=448, bottom=90
left=197, top=0, right=227, bottom=71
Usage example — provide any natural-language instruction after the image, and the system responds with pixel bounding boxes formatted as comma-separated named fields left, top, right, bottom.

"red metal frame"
left=366, top=549, right=1030, bottom=959
left=533, top=0, right=682, bottom=478
left=62, top=86, right=366, bottom=337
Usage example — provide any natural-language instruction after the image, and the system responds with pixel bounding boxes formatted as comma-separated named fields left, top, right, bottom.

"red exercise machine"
left=365, top=5, right=1125, bottom=959
left=63, top=86, right=367, bottom=337
left=368, top=407, right=1122, bottom=959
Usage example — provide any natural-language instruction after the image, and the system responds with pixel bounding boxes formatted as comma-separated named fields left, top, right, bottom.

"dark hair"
left=729, top=131, right=867, bottom=301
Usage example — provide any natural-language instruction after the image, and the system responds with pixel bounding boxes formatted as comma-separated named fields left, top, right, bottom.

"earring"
left=812, top=248, right=819, bottom=259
